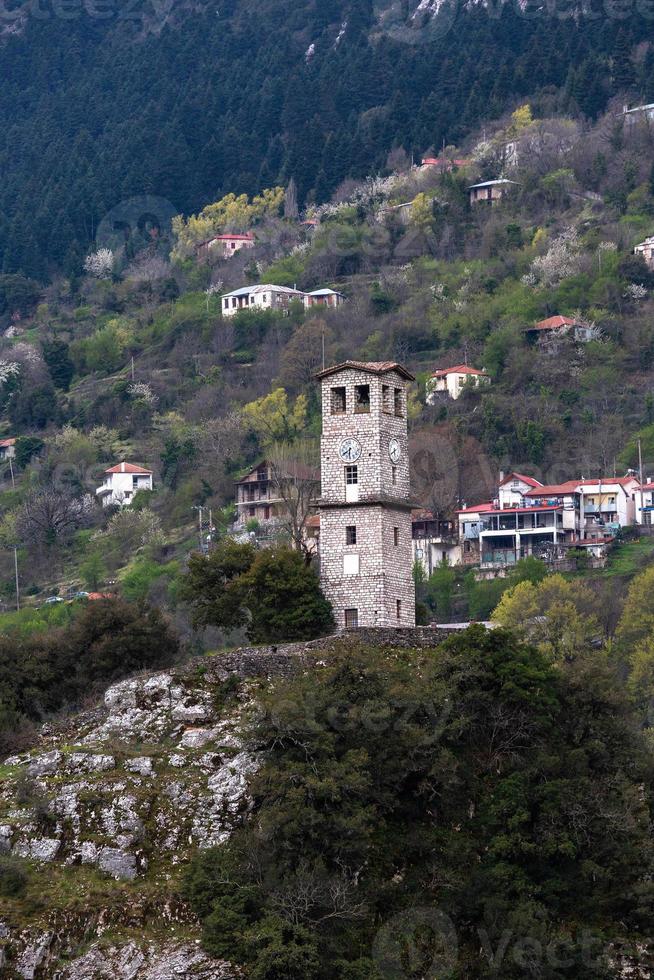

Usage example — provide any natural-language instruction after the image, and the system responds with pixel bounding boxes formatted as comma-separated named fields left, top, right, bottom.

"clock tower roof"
left=315, top=360, right=415, bottom=382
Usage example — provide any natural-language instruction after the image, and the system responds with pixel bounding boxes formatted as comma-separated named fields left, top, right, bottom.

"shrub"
left=0, top=856, right=29, bottom=897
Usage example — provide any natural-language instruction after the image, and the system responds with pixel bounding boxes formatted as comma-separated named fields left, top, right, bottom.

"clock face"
left=388, top=438, right=401, bottom=464
left=339, top=438, right=362, bottom=463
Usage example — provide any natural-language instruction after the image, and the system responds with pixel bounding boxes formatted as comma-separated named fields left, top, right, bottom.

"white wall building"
left=635, top=236, right=654, bottom=270
left=96, top=462, right=153, bottom=508
left=426, top=364, right=490, bottom=402
left=221, top=284, right=306, bottom=317
left=0, top=438, right=16, bottom=462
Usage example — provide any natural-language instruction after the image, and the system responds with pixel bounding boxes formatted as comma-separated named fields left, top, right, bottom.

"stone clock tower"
left=315, top=360, right=416, bottom=628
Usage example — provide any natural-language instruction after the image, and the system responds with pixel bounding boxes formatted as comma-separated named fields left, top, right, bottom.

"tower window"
left=346, top=525, right=357, bottom=545
left=354, top=384, right=370, bottom=414
left=382, top=384, right=392, bottom=414
left=345, top=465, right=358, bottom=485
left=344, top=608, right=359, bottom=628
left=394, top=388, right=403, bottom=417
left=396, top=599, right=402, bottom=620
left=331, top=386, right=346, bottom=414
left=393, top=526, right=399, bottom=546
left=392, top=466, right=397, bottom=485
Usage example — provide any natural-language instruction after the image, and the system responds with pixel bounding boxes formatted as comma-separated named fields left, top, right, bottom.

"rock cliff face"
left=0, top=653, right=265, bottom=978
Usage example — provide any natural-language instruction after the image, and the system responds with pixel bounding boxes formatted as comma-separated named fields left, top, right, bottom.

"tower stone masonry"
left=316, top=360, right=416, bottom=628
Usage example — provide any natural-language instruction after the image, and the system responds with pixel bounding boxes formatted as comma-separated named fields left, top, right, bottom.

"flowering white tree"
left=625, top=283, right=648, bottom=301
left=522, top=228, right=581, bottom=289
left=127, top=381, right=158, bottom=406
left=0, top=360, right=20, bottom=387
left=84, top=248, right=114, bottom=279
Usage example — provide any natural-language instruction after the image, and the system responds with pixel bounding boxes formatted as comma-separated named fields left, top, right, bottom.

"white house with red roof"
left=526, top=315, right=595, bottom=343
left=426, top=364, right=490, bottom=403
left=636, top=480, right=654, bottom=525
left=456, top=473, right=639, bottom=569
left=96, top=462, right=153, bottom=508
left=196, top=232, right=255, bottom=263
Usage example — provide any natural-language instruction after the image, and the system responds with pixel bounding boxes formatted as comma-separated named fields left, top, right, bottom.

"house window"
left=223, top=298, right=229, bottom=310
left=344, top=608, right=359, bottom=628
left=396, top=599, right=402, bottom=620
left=263, top=506, right=270, bottom=520
left=354, top=384, right=370, bottom=414
left=331, top=386, right=346, bottom=414
left=393, top=527, right=399, bottom=546
left=232, top=298, right=238, bottom=308
left=345, top=465, right=358, bottom=485
left=343, top=554, right=360, bottom=575
left=382, top=385, right=392, bottom=414
left=248, top=506, right=255, bottom=517
left=346, top=525, right=357, bottom=545
left=394, top=388, right=403, bottom=417
left=391, top=466, right=397, bottom=485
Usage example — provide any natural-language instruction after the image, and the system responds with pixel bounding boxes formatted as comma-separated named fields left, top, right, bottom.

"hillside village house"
left=635, top=481, right=654, bottom=525
left=623, top=102, right=654, bottom=126
left=468, top=178, right=516, bottom=205
left=304, top=288, right=346, bottom=310
left=221, top=284, right=305, bottom=316
left=196, top=233, right=255, bottom=263
left=456, top=472, right=639, bottom=569
left=426, top=365, right=490, bottom=402
left=635, top=236, right=654, bottom=270
left=233, top=459, right=319, bottom=544
left=526, top=315, right=595, bottom=342
left=421, top=157, right=469, bottom=171
left=0, top=437, right=16, bottom=461
left=412, top=511, right=461, bottom=573
left=96, top=462, right=153, bottom=508
left=234, top=461, right=283, bottom=527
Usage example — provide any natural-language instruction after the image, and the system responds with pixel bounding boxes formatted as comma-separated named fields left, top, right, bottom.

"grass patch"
left=599, top=536, right=654, bottom=577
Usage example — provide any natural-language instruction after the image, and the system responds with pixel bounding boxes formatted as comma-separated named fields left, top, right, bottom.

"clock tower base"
left=318, top=501, right=415, bottom=628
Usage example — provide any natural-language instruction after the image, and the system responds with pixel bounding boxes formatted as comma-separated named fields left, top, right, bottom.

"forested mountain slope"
left=1, top=0, right=653, bottom=276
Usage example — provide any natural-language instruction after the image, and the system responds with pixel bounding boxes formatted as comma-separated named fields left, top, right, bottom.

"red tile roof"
left=422, top=157, right=469, bottom=167
left=213, top=233, right=255, bottom=241
left=456, top=502, right=497, bottom=514
left=0, top=437, right=16, bottom=448
left=105, top=462, right=152, bottom=475
left=526, top=476, right=638, bottom=496
left=529, top=315, right=578, bottom=332
left=499, top=472, right=543, bottom=488
left=431, top=364, right=488, bottom=378
left=315, top=360, right=415, bottom=381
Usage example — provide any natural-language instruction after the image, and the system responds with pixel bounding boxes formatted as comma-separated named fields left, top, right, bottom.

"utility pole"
left=639, top=437, right=644, bottom=529
left=194, top=505, right=203, bottom=552
left=13, top=548, right=19, bottom=612
left=322, top=328, right=325, bottom=371
left=131, top=355, right=135, bottom=382
left=8, top=456, right=18, bottom=610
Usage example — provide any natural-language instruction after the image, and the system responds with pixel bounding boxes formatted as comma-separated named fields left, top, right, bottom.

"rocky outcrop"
left=0, top=658, right=258, bottom=977
left=55, top=941, right=238, bottom=979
